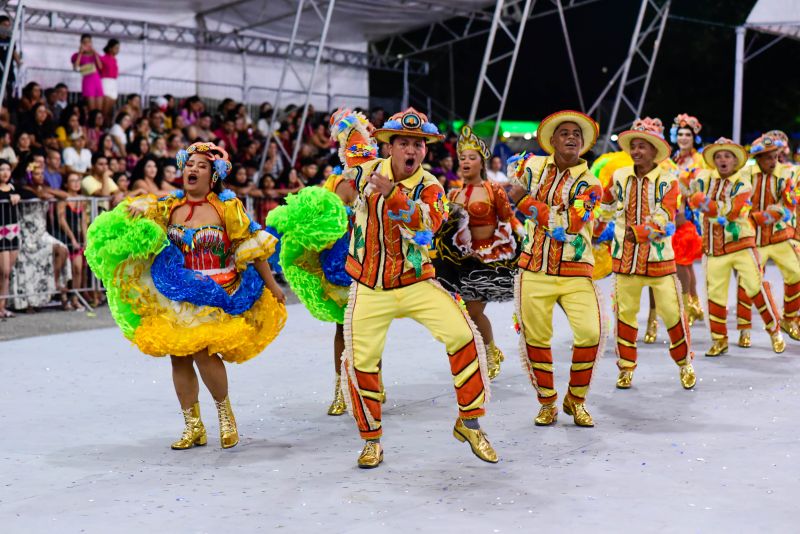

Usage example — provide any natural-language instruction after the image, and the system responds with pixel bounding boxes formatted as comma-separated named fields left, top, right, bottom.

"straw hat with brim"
left=537, top=110, right=599, bottom=156
left=618, top=129, right=671, bottom=164
left=749, top=133, right=785, bottom=156
left=373, top=107, right=444, bottom=144
left=703, top=138, right=748, bottom=171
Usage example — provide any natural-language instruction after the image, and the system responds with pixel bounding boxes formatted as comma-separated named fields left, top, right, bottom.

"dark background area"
left=370, top=0, right=799, bottom=143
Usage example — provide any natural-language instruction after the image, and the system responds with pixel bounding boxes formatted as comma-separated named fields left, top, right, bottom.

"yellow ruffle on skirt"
left=117, top=258, right=287, bottom=363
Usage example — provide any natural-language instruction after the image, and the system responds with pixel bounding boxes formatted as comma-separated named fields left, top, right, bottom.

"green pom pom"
left=85, top=204, right=168, bottom=337
left=267, top=187, right=348, bottom=251
left=267, top=187, right=350, bottom=323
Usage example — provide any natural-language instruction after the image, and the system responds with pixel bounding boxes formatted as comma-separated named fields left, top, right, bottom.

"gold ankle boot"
left=327, top=373, right=347, bottom=416
left=689, top=295, right=705, bottom=324
left=214, top=396, right=239, bottom=449
left=357, top=441, right=383, bottom=469
left=171, top=402, right=207, bottom=450
left=616, top=370, right=633, bottom=389
left=680, top=364, right=697, bottom=389
left=706, top=338, right=729, bottom=357
left=738, top=329, right=751, bottom=348
left=771, top=331, right=786, bottom=354
left=453, top=418, right=498, bottom=463
left=534, top=403, right=558, bottom=426
left=643, top=310, right=658, bottom=344
left=780, top=319, right=800, bottom=341
left=562, top=395, right=594, bottom=427
left=683, top=294, right=694, bottom=326
left=487, top=341, right=505, bottom=380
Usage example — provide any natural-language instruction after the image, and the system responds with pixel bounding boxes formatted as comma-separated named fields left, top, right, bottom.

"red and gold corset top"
left=167, top=223, right=239, bottom=291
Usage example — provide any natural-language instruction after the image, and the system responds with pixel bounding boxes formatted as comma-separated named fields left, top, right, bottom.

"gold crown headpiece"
left=457, top=125, right=491, bottom=160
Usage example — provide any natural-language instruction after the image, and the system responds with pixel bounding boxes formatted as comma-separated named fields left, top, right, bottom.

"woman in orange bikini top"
left=434, top=126, right=525, bottom=380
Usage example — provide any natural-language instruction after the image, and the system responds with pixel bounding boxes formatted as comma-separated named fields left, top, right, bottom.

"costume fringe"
left=514, top=272, right=538, bottom=391
left=339, top=283, right=377, bottom=429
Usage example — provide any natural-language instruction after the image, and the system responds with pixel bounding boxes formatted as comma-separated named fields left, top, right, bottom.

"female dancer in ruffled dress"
left=433, top=126, right=524, bottom=379
left=86, top=142, right=287, bottom=450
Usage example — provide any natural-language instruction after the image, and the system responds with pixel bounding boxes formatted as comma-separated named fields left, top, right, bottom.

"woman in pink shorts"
left=71, top=34, right=104, bottom=112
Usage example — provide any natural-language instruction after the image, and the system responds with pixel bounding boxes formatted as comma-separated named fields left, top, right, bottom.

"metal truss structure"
left=591, top=0, right=671, bottom=152
left=733, top=28, right=789, bottom=142
left=372, top=0, right=669, bottom=154
left=20, top=5, right=427, bottom=75
left=257, top=0, right=335, bottom=169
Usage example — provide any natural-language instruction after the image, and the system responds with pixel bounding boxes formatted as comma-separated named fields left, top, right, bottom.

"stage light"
left=523, top=133, right=532, bottom=140
left=610, top=134, right=619, bottom=142
left=503, top=131, right=511, bottom=138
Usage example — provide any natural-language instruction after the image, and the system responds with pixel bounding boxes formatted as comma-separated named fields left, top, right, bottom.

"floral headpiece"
left=176, top=142, right=232, bottom=182
left=631, top=117, right=665, bottom=138
left=456, top=125, right=491, bottom=160
left=670, top=113, right=702, bottom=145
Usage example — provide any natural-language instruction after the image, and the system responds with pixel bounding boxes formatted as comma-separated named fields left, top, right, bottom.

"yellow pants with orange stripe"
left=516, top=270, right=603, bottom=405
left=342, top=280, right=488, bottom=440
left=735, top=241, right=800, bottom=329
left=614, top=274, right=692, bottom=370
left=706, top=248, right=780, bottom=340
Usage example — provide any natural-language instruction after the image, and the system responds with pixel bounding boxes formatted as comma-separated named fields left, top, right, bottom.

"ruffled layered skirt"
left=86, top=206, right=286, bottom=362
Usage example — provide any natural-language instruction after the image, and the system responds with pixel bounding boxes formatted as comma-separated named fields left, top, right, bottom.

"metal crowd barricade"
left=0, top=196, right=114, bottom=313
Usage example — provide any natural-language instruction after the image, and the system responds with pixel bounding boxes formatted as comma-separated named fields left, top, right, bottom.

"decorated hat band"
left=373, top=107, right=444, bottom=144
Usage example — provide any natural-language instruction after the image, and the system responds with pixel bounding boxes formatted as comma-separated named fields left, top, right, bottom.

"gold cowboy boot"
left=780, top=319, right=800, bottom=341
left=487, top=341, right=505, bottom=380
left=562, top=395, right=594, bottom=427
left=680, top=364, right=697, bottom=389
left=683, top=294, right=695, bottom=326
left=706, top=338, right=729, bottom=357
left=453, top=418, right=498, bottom=463
left=214, top=395, right=239, bottom=449
left=643, top=309, right=658, bottom=344
left=534, top=403, right=558, bottom=426
left=738, top=329, right=751, bottom=348
left=616, top=370, right=634, bottom=389
left=357, top=441, right=383, bottom=469
left=689, top=295, right=706, bottom=322
left=771, top=331, right=786, bottom=354
left=327, top=373, right=347, bottom=416
left=171, top=402, right=207, bottom=450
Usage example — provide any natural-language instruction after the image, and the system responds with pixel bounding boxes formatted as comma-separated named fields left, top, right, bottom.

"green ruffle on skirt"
left=267, top=187, right=350, bottom=324
left=85, top=203, right=167, bottom=338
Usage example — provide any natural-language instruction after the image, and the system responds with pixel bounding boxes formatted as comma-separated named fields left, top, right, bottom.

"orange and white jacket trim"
left=511, top=154, right=602, bottom=278
left=740, top=163, right=796, bottom=247
left=599, top=165, right=679, bottom=277
left=692, top=169, right=755, bottom=257
left=344, top=157, right=448, bottom=289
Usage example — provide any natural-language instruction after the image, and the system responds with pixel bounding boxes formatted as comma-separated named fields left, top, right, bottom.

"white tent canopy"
left=18, top=0, right=492, bottom=111
left=745, top=0, right=800, bottom=39
left=733, top=0, right=800, bottom=141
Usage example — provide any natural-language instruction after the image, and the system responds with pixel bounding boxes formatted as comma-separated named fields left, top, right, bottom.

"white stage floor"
left=1, top=268, right=798, bottom=533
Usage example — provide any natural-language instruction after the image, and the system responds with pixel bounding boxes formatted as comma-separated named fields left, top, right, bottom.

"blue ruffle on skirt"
left=151, top=244, right=264, bottom=316
left=320, top=232, right=352, bottom=287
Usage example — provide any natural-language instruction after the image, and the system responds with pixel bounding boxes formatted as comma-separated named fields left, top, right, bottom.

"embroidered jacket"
left=690, top=170, right=754, bottom=257
left=343, top=157, right=448, bottom=289
left=510, top=154, right=602, bottom=278
left=740, top=163, right=796, bottom=247
left=599, top=165, right=679, bottom=277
